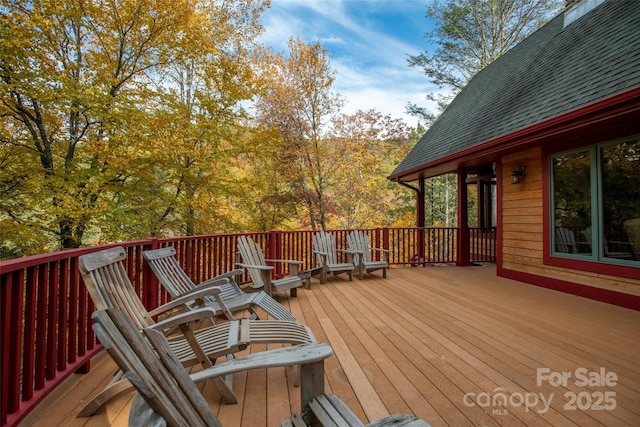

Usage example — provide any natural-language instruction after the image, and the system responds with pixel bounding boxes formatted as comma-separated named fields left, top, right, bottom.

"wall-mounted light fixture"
left=511, top=166, right=525, bottom=184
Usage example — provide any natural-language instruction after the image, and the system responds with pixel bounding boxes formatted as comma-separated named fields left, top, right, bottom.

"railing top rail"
left=0, top=227, right=474, bottom=269
left=0, top=240, right=155, bottom=273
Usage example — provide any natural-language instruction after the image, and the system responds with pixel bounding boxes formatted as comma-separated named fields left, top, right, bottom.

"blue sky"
left=259, top=0, right=440, bottom=127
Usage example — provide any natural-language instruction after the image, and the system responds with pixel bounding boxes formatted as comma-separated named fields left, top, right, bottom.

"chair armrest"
left=337, top=249, right=358, bottom=263
left=337, top=249, right=359, bottom=255
left=236, top=262, right=274, bottom=271
left=148, top=286, right=223, bottom=317
left=371, top=248, right=390, bottom=253
left=199, top=269, right=244, bottom=287
left=189, top=342, right=333, bottom=383
left=371, top=248, right=390, bottom=262
left=149, top=307, right=221, bottom=332
left=265, top=259, right=303, bottom=266
left=312, top=251, right=328, bottom=271
left=606, top=240, right=633, bottom=247
left=266, top=259, right=302, bottom=275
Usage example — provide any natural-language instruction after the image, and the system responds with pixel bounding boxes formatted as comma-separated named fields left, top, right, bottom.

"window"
left=550, top=138, right=640, bottom=265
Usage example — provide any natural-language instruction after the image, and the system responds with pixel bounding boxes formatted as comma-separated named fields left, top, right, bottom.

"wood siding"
left=501, top=148, right=640, bottom=296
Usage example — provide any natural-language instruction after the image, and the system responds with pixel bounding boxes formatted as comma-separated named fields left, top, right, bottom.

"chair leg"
left=212, top=376, right=238, bottom=404
left=300, top=360, right=326, bottom=408
left=247, top=307, right=260, bottom=320
left=261, top=270, right=273, bottom=296
left=288, top=364, right=301, bottom=387
left=77, top=374, right=132, bottom=417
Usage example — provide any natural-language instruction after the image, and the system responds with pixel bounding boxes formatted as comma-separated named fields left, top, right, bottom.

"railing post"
left=2, top=270, right=22, bottom=420
left=418, top=227, right=426, bottom=266
left=381, top=228, right=389, bottom=262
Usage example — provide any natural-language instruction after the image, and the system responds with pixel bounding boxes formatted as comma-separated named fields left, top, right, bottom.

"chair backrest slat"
left=79, top=246, right=155, bottom=329
left=144, top=247, right=194, bottom=296
left=237, top=236, right=267, bottom=287
left=312, top=232, right=338, bottom=266
left=144, top=247, right=242, bottom=304
left=347, top=231, right=372, bottom=263
left=555, top=227, right=576, bottom=254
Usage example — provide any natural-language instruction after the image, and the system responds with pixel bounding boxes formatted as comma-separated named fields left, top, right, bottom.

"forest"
left=1, top=0, right=464, bottom=259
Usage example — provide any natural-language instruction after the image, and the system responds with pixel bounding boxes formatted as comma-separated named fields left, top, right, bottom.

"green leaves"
left=408, top=0, right=563, bottom=123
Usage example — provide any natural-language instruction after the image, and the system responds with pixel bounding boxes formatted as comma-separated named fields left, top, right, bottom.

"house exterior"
left=389, top=0, right=640, bottom=310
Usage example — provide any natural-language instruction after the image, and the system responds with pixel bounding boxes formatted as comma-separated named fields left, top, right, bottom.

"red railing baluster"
left=35, top=265, right=47, bottom=390
left=57, top=258, right=69, bottom=372
left=68, top=259, right=79, bottom=365
left=23, top=268, right=37, bottom=401
left=46, top=261, right=59, bottom=381
left=0, top=271, right=7, bottom=425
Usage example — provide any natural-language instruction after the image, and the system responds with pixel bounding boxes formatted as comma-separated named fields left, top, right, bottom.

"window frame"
left=544, top=136, right=639, bottom=277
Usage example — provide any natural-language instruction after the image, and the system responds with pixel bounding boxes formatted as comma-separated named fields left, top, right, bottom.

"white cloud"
left=259, top=0, right=440, bottom=126
left=318, top=36, right=344, bottom=44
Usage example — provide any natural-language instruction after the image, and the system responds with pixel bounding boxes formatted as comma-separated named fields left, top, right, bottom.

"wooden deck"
left=20, top=265, right=640, bottom=426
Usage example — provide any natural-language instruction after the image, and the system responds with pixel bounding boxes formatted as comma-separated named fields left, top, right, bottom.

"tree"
left=254, top=38, right=344, bottom=231
left=122, top=0, right=268, bottom=238
left=1, top=0, right=195, bottom=252
left=0, top=0, right=268, bottom=255
left=408, top=0, right=563, bottom=123
left=326, top=109, right=413, bottom=229
left=226, top=124, right=301, bottom=232
left=426, top=174, right=458, bottom=227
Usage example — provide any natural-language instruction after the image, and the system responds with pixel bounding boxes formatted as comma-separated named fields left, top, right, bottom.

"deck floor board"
left=19, top=265, right=640, bottom=427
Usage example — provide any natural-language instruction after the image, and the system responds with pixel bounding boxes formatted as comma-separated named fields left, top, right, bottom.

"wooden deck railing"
left=0, top=227, right=495, bottom=427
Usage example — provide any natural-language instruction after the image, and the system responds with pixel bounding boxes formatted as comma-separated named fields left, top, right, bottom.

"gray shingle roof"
left=391, top=0, right=640, bottom=180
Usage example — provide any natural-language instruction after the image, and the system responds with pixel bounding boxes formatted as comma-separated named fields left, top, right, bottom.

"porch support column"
left=457, top=169, right=471, bottom=266
left=417, top=177, right=425, bottom=228
left=417, top=177, right=426, bottom=264
left=396, top=178, right=426, bottom=264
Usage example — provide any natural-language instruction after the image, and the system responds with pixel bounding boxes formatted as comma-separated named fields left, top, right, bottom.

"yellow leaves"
left=252, top=37, right=419, bottom=231
left=1, top=0, right=271, bottom=255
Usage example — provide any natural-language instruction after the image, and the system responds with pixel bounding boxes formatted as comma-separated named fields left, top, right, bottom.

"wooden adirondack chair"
left=144, top=247, right=297, bottom=322
left=555, top=227, right=577, bottom=253
left=77, top=246, right=315, bottom=416
left=92, top=307, right=333, bottom=427
left=236, top=235, right=303, bottom=297
left=346, top=231, right=389, bottom=279
left=624, top=218, right=640, bottom=259
left=94, top=308, right=428, bottom=427
left=312, top=231, right=357, bottom=283
left=581, top=226, right=634, bottom=259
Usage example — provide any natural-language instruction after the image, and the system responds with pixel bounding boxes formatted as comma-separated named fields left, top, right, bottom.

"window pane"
left=601, top=140, right=640, bottom=261
left=552, top=150, right=592, bottom=255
